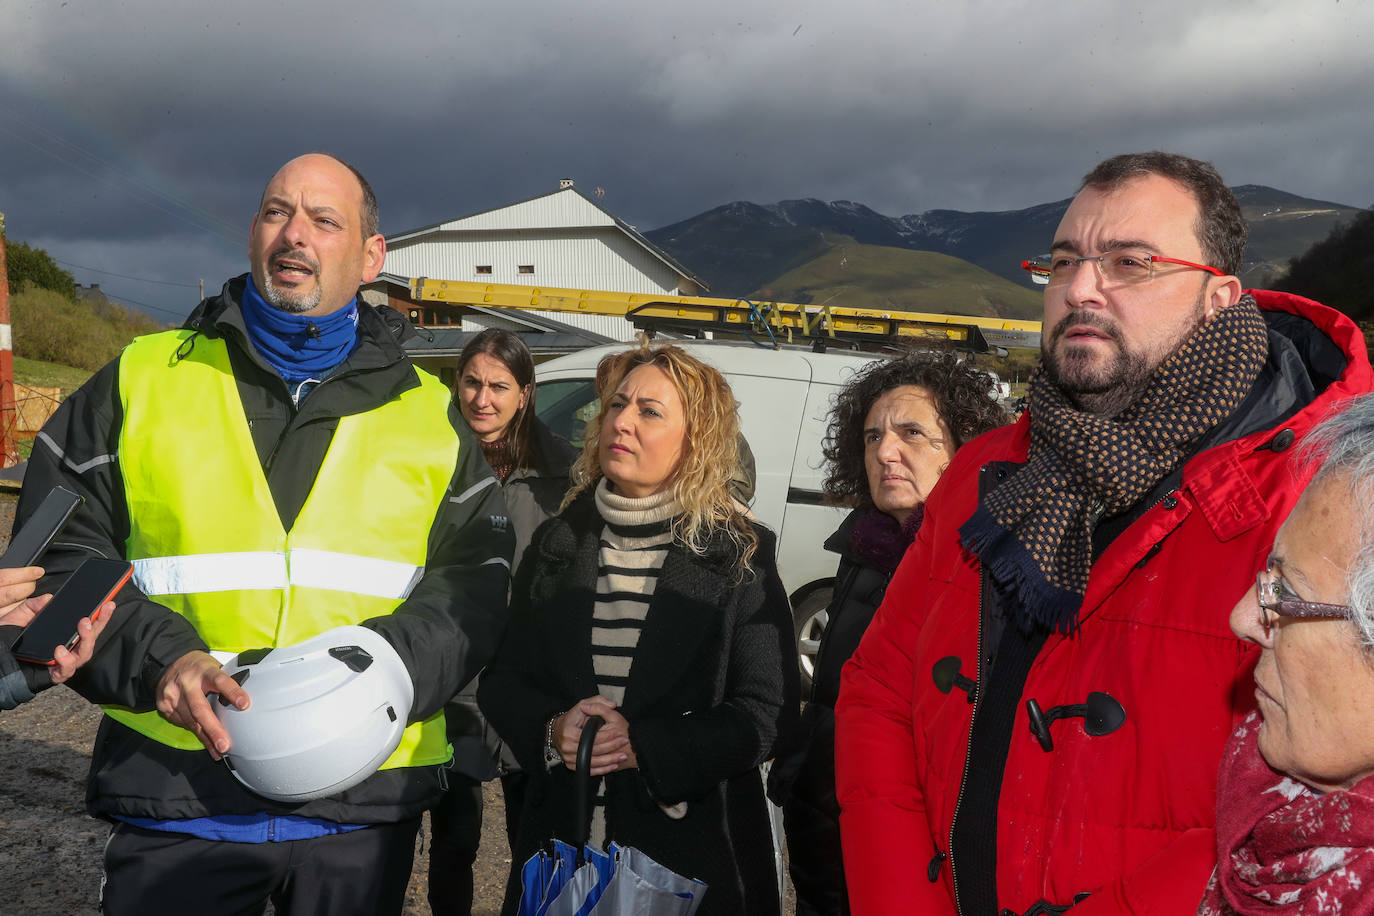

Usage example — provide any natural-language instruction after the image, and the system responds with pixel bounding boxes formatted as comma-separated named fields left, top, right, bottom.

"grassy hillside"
left=752, top=235, right=1043, bottom=320
left=8, top=357, right=95, bottom=462
left=4, top=281, right=159, bottom=464
left=11, top=284, right=165, bottom=372
left=649, top=201, right=833, bottom=296
left=13, top=356, right=94, bottom=399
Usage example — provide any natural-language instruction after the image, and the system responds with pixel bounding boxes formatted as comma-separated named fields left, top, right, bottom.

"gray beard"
left=260, top=275, right=320, bottom=314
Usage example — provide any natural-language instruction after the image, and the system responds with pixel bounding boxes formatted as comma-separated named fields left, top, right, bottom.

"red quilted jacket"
left=835, top=291, right=1373, bottom=916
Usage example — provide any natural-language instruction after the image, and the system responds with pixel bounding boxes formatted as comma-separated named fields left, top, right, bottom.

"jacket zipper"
left=948, top=575, right=983, bottom=916
left=948, top=466, right=994, bottom=916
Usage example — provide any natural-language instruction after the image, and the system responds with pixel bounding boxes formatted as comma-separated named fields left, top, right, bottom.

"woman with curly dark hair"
left=769, top=348, right=1009, bottom=916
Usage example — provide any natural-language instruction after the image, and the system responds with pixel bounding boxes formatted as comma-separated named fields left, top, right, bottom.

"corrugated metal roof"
left=405, top=328, right=602, bottom=357
left=520, top=309, right=639, bottom=341
left=464, top=305, right=610, bottom=335
left=390, top=187, right=609, bottom=240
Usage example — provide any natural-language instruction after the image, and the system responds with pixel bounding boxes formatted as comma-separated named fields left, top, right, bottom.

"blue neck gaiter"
left=239, top=277, right=360, bottom=384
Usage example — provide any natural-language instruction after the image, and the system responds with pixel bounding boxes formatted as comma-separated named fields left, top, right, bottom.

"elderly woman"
left=477, top=343, right=798, bottom=916
left=1200, top=393, right=1374, bottom=914
left=770, top=349, right=1009, bottom=916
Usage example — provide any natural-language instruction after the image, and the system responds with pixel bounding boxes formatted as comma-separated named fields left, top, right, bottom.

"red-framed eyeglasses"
left=1021, top=253, right=1226, bottom=287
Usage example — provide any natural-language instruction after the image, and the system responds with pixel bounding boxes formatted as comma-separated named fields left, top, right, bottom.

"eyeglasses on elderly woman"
left=1254, top=563, right=1360, bottom=633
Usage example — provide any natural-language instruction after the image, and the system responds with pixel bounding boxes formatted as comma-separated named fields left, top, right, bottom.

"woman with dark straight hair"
left=429, top=327, right=577, bottom=916
left=452, top=329, right=577, bottom=563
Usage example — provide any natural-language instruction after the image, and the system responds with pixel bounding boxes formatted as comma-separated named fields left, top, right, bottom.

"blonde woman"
left=478, top=343, right=797, bottom=916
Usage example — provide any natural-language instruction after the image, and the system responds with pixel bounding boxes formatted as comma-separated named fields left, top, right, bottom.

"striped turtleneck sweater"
left=587, top=479, right=684, bottom=843
left=591, top=479, right=680, bottom=705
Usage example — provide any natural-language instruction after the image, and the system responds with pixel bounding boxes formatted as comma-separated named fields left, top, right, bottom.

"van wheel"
left=792, top=586, right=833, bottom=695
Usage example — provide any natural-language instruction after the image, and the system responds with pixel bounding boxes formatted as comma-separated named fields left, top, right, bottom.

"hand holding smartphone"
left=8, top=558, right=131, bottom=666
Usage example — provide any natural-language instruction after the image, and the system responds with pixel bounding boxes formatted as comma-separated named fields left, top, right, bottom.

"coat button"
left=1269, top=428, right=1296, bottom=452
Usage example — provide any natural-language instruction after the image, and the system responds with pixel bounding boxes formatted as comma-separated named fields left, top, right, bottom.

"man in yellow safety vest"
left=14, top=153, right=514, bottom=915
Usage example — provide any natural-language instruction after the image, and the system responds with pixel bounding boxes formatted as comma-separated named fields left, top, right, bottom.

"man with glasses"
left=835, top=151, right=1374, bottom=915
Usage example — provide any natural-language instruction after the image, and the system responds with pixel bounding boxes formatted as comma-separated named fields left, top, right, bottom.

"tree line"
left=3, top=238, right=166, bottom=371
left=1272, top=206, right=1374, bottom=323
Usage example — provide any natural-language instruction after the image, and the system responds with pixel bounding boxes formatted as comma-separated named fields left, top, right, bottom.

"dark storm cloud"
left=2, top=0, right=1371, bottom=319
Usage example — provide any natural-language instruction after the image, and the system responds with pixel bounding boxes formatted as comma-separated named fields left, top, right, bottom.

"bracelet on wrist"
left=543, top=711, right=564, bottom=767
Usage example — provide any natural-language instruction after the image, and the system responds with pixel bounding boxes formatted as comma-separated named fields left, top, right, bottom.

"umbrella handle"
left=574, top=714, right=605, bottom=852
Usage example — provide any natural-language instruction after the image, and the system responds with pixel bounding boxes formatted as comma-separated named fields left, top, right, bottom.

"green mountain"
left=647, top=188, right=1368, bottom=311
left=1233, top=186, right=1367, bottom=288
left=751, top=235, right=1042, bottom=320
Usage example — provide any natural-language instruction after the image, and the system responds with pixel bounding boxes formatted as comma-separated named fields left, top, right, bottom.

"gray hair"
left=1299, top=394, right=1374, bottom=647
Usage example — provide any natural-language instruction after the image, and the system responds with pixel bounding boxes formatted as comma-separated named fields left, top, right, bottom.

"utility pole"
left=0, top=213, right=19, bottom=468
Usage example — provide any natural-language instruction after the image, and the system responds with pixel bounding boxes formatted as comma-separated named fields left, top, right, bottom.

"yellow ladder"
left=408, top=277, right=1041, bottom=352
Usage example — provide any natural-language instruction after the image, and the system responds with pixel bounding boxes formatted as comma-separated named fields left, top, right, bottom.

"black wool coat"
left=478, top=489, right=799, bottom=916
left=770, top=509, right=898, bottom=916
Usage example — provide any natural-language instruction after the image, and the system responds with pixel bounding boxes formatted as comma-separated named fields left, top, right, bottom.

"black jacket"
left=0, top=633, right=45, bottom=710
left=770, top=508, right=896, bottom=916
left=447, top=415, right=577, bottom=781
left=502, top=418, right=579, bottom=576
left=477, top=489, right=798, bottom=916
left=13, top=275, right=514, bottom=823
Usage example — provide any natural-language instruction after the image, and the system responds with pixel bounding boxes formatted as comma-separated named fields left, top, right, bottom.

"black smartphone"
left=0, top=486, right=84, bottom=569
left=9, top=557, right=132, bottom=666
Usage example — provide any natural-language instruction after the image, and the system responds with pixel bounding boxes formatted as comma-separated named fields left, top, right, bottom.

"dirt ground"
left=0, top=491, right=508, bottom=915
left=0, top=678, right=512, bottom=914
left=0, top=491, right=797, bottom=914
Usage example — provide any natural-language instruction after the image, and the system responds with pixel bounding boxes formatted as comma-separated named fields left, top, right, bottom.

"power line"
left=54, top=258, right=200, bottom=289
left=80, top=287, right=192, bottom=321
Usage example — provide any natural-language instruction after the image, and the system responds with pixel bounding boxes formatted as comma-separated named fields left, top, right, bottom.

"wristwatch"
left=544, top=713, right=563, bottom=768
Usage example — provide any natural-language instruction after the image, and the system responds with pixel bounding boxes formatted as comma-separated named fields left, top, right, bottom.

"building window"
left=476, top=265, right=492, bottom=275
left=518, top=265, right=534, bottom=274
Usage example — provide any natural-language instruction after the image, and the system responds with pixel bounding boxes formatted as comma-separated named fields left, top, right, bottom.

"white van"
left=533, top=340, right=882, bottom=687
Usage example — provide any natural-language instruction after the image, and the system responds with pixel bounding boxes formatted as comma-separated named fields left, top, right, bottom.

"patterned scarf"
left=960, top=297, right=1268, bottom=633
left=1199, top=712, right=1374, bottom=915
left=480, top=437, right=514, bottom=483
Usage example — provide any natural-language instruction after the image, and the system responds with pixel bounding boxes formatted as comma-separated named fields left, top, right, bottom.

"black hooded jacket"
left=13, top=275, right=514, bottom=822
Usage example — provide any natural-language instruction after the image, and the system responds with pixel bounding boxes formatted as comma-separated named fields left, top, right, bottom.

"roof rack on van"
left=408, top=278, right=1040, bottom=355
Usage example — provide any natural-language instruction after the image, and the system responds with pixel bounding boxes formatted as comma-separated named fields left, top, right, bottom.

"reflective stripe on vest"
left=131, top=549, right=422, bottom=600
left=104, top=329, right=458, bottom=767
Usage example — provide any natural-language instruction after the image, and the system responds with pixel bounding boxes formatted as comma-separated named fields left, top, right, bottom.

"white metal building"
left=380, top=180, right=707, bottom=342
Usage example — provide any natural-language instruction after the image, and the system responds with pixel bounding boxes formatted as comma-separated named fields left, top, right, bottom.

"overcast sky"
left=2, top=0, right=1370, bottom=321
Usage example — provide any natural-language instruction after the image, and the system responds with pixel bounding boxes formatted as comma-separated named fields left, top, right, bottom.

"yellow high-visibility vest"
left=103, top=329, right=458, bottom=771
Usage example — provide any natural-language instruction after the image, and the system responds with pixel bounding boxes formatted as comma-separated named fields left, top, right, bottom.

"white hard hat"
left=214, top=625, right=414, bottom=803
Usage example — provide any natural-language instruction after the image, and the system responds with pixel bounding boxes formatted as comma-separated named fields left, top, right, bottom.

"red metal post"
left=0, top=213, right=20, bottom=468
